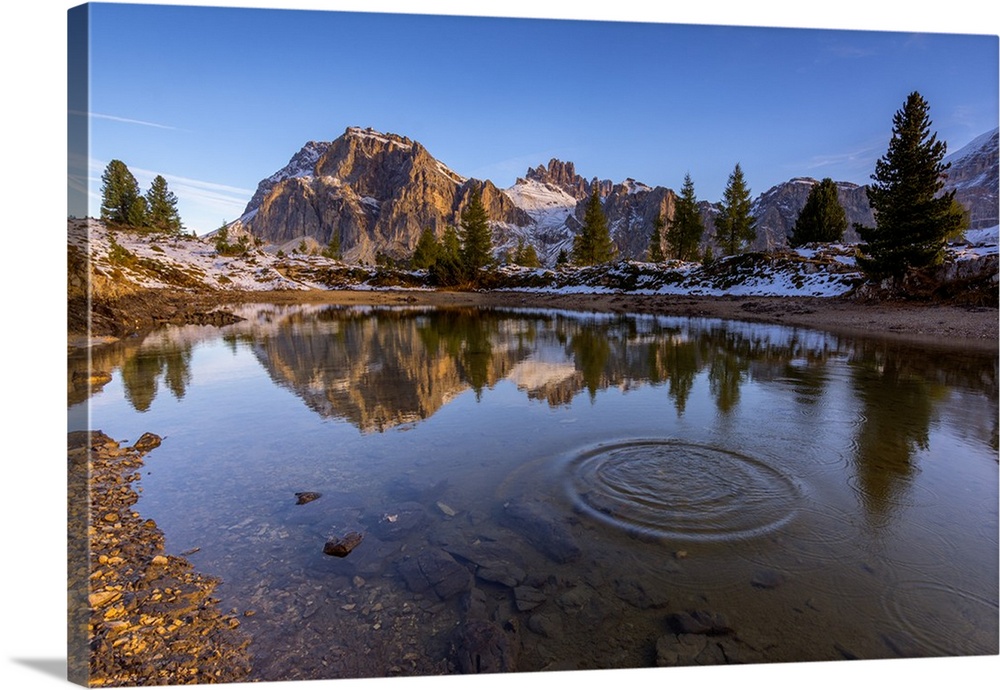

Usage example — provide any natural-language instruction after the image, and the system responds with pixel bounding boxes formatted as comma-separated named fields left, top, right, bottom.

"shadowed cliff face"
left=943, top=127, right=999, bottom=230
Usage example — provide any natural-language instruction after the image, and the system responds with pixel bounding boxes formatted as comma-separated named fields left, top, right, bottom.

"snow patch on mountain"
left=504, top=179, right=577, bottom=224
left=945, top=127, right=999, bottom=168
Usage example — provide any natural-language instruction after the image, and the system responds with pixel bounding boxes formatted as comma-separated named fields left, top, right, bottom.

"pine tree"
left=322, top=231, right=342, bottom=260
left=789, top=178, right=847, bottom=247
left=572, top=188, right=615, bottom=265
left=714, top=163, right=756, bottom=256
left=459, top=190, right=493, bottom=271
left=442, top=226, right=461, bottom=263
left=100, top=159, right=146, bottom=227
left=430, top=225, right=466, bottom=286
left=647, top=214, right=665, bottom=262
left=556, top=249, right=569, bottom=266
left=666, top=173, right=705, bottom=261
left=412, top=227, right=440, bottom=269
left=855, top=91, right=965, bottom=279
left=513, top=239, right=541, bottom=267
left=145, top=174, right=184, bottom=233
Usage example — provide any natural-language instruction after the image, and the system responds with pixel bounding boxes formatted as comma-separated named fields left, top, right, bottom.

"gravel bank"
left=68, top=431, right=252, bottom=686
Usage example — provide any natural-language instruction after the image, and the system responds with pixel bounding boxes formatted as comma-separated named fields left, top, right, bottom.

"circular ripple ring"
left=565, top=440, right=800, bottom=541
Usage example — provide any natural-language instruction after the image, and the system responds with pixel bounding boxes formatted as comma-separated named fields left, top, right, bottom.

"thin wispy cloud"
left=789, top=140, right=887, bottom=183
left=70, top=110, right=179, bottom=130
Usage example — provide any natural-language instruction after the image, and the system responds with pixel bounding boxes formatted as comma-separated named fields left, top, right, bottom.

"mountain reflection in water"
left=68, top=304, right=999, bottom=677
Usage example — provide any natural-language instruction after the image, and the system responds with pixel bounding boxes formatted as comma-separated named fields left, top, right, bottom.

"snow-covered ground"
left=70, top=218, right=998, bottom=298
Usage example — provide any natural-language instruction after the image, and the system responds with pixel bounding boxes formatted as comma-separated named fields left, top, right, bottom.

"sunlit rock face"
left=232, top=127, right=530, bottom=264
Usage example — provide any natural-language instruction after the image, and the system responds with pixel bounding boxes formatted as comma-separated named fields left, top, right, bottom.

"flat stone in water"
left=513, top=586, right=546, bottom=612
left=500, top=499, right=581, bottom=564
left=750, top=569, right=787, bottom=589
left=396, top=547, right=473, bottom=600
left=295, top=492, right=322, bottom=505
left=451, top=620, right=517, bottom=673
left=364, top=502, right=429, bottom=541
left=323, top=532, right=364, bottom=557
left=665, top=610, right=733, bottom=635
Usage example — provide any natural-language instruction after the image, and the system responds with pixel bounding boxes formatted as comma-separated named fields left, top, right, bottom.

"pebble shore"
left=68, top=430, right=252, bottom=686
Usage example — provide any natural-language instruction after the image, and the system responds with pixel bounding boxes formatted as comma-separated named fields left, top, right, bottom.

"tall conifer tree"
left=855, top=91, right=964, bottom=279
left=714, top=163, right=756, bottom=256
left=572, top=188, right=615, bottom=265
left=790, top=178, right=847, bottom=247
left=666, top=173, right=705, bottom=261
left=412, top=227, right=440, bottom=269
left=459, top=190, right=493, bottom=271
left=100, top=159, right=146, bottom=227
left=145, top=174, right=184, bottom=234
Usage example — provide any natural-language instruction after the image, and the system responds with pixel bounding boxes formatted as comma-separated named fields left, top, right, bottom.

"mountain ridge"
left=229, top=126, right=998, bottom=265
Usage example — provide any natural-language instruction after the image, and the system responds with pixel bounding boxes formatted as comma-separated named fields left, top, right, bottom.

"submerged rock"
left=364, top=501, right=428, bottom=540
left=451, top=620, right=516, bottom=674
left=396, top=547, right=473, bottom=600
left=750, top=569, right=787, bottom=589
left=323, top=532, right=364, bottom=557
left=295, top=492, right=322, bottom=505
left=513, top=585, right=546, bottom=612
left=500, top=499, right=581, bottom=564
left=664, top=610, right=733, bottom=636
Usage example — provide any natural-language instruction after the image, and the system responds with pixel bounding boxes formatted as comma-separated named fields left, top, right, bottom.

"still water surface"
left=69, top=304, right=999, bottom=678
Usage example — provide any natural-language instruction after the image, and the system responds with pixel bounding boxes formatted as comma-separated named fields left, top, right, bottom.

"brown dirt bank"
left=71, top=288, right=998, bottom=352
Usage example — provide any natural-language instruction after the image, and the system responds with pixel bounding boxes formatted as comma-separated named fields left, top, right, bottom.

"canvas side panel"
left=67, top=4, right=91, bottom=687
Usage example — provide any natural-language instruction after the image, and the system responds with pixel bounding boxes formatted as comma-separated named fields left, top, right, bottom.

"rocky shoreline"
left=69, top=287, right=998, bottom=353
left=68, top=431, right=252, bottom=686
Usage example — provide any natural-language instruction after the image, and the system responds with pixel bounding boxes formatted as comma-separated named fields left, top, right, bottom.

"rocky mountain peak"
left=521, top=158, right=612, bottom=200
left=233, top=125, right=997, bottom=265
left=233, top=127, right=526, bottom=263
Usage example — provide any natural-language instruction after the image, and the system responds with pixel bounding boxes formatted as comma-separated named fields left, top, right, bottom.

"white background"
left=1, top=1, right=997, bottom=689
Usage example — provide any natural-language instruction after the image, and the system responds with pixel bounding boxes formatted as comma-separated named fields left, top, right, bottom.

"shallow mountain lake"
left=69, top=303, right=999, bottom=679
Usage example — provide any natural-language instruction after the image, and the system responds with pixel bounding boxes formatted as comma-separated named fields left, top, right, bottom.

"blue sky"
left=70, top=2, right=999, bottom=235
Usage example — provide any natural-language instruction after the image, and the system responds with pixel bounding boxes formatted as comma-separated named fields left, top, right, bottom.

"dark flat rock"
left=750, top=569, right=787, bottom=589
left=295, top=492, right=322, bottom=505
left=363, top=501, right=428, bottom=541
left=451, top=620, right=516, bottom=674
left=513, top=585, right=546, bottom=612
left=397, top=547, right=473, bottom=600
left=665, top=610, right=733, bottom=636
left=613, top=577, right=670, bottom=609
left=323, top=531, right=364, bottom=557
left=500, top=499, right=581, bottom=564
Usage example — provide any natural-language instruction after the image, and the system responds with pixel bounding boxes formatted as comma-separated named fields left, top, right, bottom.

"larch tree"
left=145, top=174, right=184, bottom=234
left=855, top=91, right=965, bottom=280
left=789, top=178, right=847, bottom=247
left=459, top=189, right=493, bottom=272
left=572, top=188, right=615, bottom=265
left=100, top=159, right=146, bottom=227
left=666, top=173, right=705, bottom=261
left=714, top=163, right=757, bottom=256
